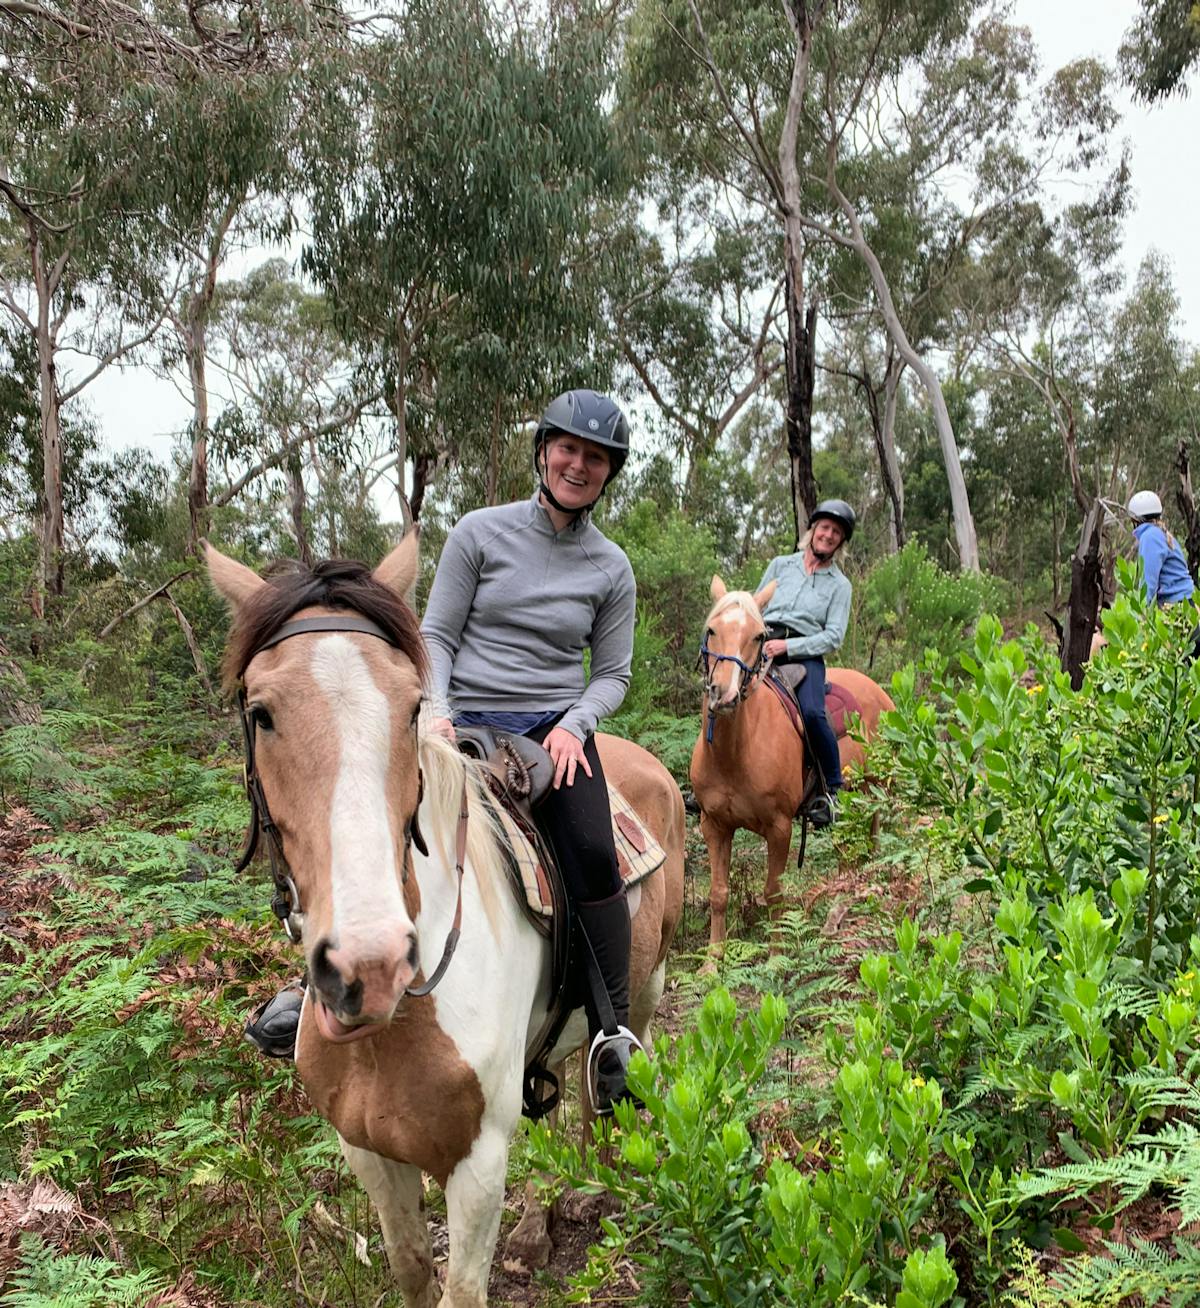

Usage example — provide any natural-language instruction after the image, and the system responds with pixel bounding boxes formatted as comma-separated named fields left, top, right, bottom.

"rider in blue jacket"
left=1128, top=490, right=1195, bottom=605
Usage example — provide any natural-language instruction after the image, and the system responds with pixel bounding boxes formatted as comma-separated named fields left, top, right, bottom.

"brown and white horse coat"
left=206, top=538, right=684, bottom=1308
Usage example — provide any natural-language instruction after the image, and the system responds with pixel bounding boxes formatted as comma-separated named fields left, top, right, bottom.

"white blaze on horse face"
left=309, top=636, right=418, bottom=1007
left=709, top=598, right=762, bottom=710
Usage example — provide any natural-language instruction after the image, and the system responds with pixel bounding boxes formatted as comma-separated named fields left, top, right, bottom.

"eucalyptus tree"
left=1092, top=254, right=1200, bottom=504
left=613, top=211, right=784, bottom=505
left=0, top=3, right=170, bottom=612
left=621, top=0, right=829, bottom=545
left=0, top=0, right=350, bottom=610
left=205, top=259, right=380, bottom=561
left=798, top=15, right=1119, bottom=571
left=302, top=0, right=630, bottom=524
left=1120, top=0, right=1200, bottom=100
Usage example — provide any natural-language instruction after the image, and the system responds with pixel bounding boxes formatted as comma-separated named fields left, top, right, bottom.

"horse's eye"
left=410, top=701, right=422, bottom=730
left=250, top=705, right=275, bottom=732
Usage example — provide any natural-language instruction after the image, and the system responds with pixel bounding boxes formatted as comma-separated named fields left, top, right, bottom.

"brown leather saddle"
left=764, top=669, right=862, bottom=741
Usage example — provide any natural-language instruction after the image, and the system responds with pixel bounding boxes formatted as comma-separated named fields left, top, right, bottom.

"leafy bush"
left=608, top=500, right=722, bottom=713
left=883, top=577, right=1200, bottom=982
left=530, top=988, right=959, bottom=1308
left=848, top=540, right=1006, bottom=682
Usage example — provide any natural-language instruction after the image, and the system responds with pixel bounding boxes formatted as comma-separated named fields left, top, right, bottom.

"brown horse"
left=205, top=536, right=684, bottom=1307
left=689, top=575, right=894, bottom=957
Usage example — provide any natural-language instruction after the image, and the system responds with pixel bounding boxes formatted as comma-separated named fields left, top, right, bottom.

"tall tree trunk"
left=388, top=327, right=414, bottom=529
left=185, top=299, right=209, bottom=551
left=1063, top=499, right=1105, bottom=690
left=185, top=197, right=241, bottom=551
left=853, top=350, right=905, bottom=553
left=1175, top=439, right=1200, bottom=582
left=881, top=351, right=905, bottom=550
left=287, top=450, right=311, bottom=566
left=784, top=261, right=818, bottom=547
left=821, top=177, right=979, bottom=571
left=32, top=227, right=63, bottom=615
left=777, top=17, right=817, bottom=549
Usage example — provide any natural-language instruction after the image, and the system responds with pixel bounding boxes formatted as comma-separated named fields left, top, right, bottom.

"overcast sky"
left=82, top=0, right=1199, bottom=477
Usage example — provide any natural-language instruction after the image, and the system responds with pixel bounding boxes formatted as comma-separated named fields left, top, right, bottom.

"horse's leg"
left=700, top=814, right=734, bottom=965
left=339, top=1138, right=437, bottom=1308
left=440, top=1116, right=515, bottom=1308
left=502, top=1061, right=566, bottom=1273
left=764, top=819, right=792, bottom=952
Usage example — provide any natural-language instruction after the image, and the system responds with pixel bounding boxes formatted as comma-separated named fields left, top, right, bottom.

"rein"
left=697, top=635, right=772, bottom=743
left=232, top=613, right=467, bottom=1000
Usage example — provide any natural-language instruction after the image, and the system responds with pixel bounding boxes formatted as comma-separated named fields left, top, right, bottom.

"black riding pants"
left=525, top=720, right=621, bottom=904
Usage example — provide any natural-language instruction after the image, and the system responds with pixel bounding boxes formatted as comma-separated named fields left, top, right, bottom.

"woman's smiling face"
left=540, top=433, right=612, bottom=510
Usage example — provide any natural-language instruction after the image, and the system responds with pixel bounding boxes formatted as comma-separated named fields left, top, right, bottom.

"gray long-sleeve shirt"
left=421, top=492, right=636, bottom=741
left=757, top=552, right=852, bottom=659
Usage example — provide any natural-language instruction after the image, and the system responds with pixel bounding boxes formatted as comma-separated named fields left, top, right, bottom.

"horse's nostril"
left=311, top=938, right=363, bottom=1016
left=406, top=934, right=419, bottom=975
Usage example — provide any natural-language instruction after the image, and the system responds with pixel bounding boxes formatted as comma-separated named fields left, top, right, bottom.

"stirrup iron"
left=586, top=1025, right=644, bottom=1116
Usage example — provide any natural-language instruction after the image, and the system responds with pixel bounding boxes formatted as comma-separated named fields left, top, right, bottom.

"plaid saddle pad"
left=493, top=784, right=667, bottom=925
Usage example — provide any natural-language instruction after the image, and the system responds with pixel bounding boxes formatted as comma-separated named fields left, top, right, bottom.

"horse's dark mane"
left=224, top=557, right=428, bottom=690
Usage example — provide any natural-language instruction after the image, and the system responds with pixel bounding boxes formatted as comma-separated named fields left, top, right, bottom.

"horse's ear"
left=710, top=575, right=727, bottom=601
left=373, top=530, right=420, bottom=600
left=202, top=540, right=266, bottom=611
left=753, top=579, right=777, bottom=613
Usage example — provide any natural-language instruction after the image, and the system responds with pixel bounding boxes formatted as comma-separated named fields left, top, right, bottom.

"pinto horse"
left=205, top=536, right=684, bottom=1308
left=689, top=575, right=893, bottom=957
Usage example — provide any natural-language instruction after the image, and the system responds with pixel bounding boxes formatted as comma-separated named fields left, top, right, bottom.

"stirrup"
left=802, top=792, right=837, bottom=830
left=244, top=986, right=304, bottom=1059
left=586, top=1025, right=645, bottom=1116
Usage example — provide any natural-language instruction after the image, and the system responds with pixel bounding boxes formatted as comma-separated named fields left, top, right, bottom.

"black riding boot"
left=244, top=982, right=304, bottom=1058
left=575, top=887, right=644, bottom=1115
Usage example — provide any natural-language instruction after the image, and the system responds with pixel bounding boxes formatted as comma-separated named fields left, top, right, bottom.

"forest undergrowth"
left=4, top=572, right=1200, bottom=1306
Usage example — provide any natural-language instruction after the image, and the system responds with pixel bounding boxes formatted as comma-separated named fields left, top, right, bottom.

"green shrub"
left=531, top=988, right=959, bottom=1308
left=848, top=541, right=1006, bottom=682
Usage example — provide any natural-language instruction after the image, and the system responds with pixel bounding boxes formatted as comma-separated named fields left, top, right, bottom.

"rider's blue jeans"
left=793, top=656, right=843, bottom=792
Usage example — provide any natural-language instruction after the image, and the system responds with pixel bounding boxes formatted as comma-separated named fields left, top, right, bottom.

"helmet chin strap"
left=537, top=446, right=606, bottom=518
left=538, top=476, right=601, bottom=517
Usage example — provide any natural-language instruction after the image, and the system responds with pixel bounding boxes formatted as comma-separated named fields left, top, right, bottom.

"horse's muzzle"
left=309, top=926, right=420, bottom=1032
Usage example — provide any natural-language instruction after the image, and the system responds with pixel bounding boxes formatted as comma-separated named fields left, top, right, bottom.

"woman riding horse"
left=421, top=388, right=641, bottom=1114
left=248, top=389, right=643, bottom=1116
left=759, top=499, right=855, bottom=828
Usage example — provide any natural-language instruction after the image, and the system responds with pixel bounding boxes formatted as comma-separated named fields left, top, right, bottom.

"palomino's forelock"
left=703, top=589, right=765, bottom=632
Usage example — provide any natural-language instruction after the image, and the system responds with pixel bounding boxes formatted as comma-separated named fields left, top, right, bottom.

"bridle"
left=697, top=621, right=773, bottom=744
left=232, top=614, right=468, bottom=1000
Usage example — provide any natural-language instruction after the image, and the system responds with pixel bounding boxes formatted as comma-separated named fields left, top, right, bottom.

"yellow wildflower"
left=1026, top=684, right=1044, bottom=695
left=910, top=1075, right=926, bottom=1088
left=1153, top=814, right=1169, bottom=825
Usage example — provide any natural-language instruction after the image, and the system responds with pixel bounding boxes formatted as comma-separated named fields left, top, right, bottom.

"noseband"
left=232, top=614, right=466, bottom=1000
left=697, top=631, right=772, bottom=744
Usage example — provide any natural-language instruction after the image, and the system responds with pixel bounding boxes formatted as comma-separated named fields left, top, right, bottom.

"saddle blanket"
left=493, top=785, right=666, bottom=923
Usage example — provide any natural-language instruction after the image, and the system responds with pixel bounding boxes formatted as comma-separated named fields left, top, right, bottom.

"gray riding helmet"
left=533, top=389, right=631, bottom=486
left=810, top=498, right=856, bottom=542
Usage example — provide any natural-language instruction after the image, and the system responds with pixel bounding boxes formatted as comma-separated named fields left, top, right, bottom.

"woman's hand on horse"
left=764, top=639, right=789, bottom=660
left=545, top=726, right=591, bottom=789
left=430, top=716, right=456, bottom=742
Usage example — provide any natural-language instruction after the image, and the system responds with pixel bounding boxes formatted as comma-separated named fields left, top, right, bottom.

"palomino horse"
left=205, top=536, right=684, bottom=1308
left=690, top=575, right=893, bottom=957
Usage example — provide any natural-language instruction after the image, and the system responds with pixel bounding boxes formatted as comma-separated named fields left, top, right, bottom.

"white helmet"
left=1127, top=490, right=1163, bottom=520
